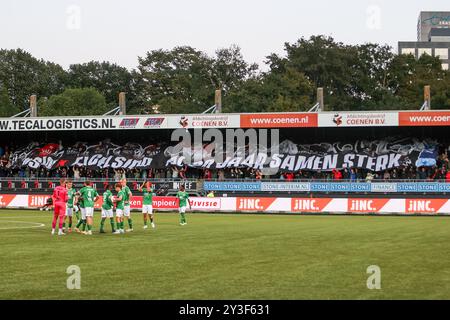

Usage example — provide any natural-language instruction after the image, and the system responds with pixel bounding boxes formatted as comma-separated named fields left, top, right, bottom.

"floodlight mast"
left=420, top=85, right=431, bottom=110
left=308, top=88, right=324, bottom=112
left=10, top=94, right=37, bottom=118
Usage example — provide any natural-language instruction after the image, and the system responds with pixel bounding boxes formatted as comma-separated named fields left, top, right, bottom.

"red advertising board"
left=240, top=113, right=318, bottom=128
left=399, top=111, right=450, bottom=127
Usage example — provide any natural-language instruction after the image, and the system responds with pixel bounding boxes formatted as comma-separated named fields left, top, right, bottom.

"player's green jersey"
left=67, top=188, right=76, bottom=208
left=142, top=188, right=153, bottom=205
left=102, top=190, right=113, bottom=210
left=176, top=191, right=189, bottom=207
left=79, top=186, right=98, bottom=208
left=76, top=188, right=85, bottom=208
left=122, top=185, right=131, bottom=205
left=116, top=190, right=125, bottom=210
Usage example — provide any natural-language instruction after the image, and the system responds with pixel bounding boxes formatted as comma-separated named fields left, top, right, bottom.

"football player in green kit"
left=113, top=183, right=126, bottom=234
left=176, top=185, right=190, bottom=225
left=100, top=184, right=116, bottom=234
left=74, top=182, right=87, bottom=234
left=63, top=180, right=77, bottom=233
left=139, top=181, right=155, bottom=229
left=78, top=181, right=99, bottom=235
left=121, top=178, right=133, bottom=232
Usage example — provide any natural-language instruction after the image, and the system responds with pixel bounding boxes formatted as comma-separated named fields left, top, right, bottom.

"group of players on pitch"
left=50, top=178, right=191, bottom=236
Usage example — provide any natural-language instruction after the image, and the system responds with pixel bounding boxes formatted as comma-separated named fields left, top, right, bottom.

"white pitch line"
left=0, top=220, right=45, bottom=230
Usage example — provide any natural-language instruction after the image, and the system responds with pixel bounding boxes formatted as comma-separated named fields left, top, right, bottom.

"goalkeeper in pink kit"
left=51, top=178, right=68, bottom=236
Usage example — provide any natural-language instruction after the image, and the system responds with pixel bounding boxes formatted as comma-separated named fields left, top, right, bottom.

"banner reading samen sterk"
left=10, top=138, right=436, bottom=172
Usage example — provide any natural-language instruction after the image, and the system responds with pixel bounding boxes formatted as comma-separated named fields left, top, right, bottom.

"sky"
left=0, top=0, right=449, bottom=70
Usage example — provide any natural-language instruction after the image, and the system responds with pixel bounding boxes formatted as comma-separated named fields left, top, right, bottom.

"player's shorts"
left=73, top=205, right=79, bottom=212
left=142, top=205, right=153, bottom=214
left=80, top=207, right=86, bottom=220
left=54, top=202, right=66, bottom=216
left=124, top=205, right=131, bottom=217
left=179, top=206, right=186, bottom=214
left=116, top=209, right=124, bottom=217
left=85, top=207, right=94, bottom=217
left=101, top=208, right=113, bottom=218
left=66, top=207, right=74, bottom=217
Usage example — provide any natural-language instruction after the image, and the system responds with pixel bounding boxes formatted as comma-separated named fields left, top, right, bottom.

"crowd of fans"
left=1, top=144, right=450, bottom=182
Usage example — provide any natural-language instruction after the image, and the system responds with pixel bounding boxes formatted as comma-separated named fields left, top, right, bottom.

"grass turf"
left=0, top=209, right=449, bottom=299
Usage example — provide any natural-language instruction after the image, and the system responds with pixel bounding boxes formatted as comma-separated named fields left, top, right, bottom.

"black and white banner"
left=10, top=138, right=438, bottom=172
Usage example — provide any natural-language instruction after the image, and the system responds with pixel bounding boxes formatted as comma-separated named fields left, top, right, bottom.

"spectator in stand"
left=332, top=169, right=343, bottom=180
left=255, top=170, right=262, bottom=180
left=349, top=168, right=357, bottom=181
left=446, top=171, right=450, bottom=183
left=179, top=166, right=187, bottom=180
left=284, top=172, right=295, bottom=181
left=342, top=168, right=350, bottom=180
left=418, top=167, right=428, bottom=180
left=391, top=168, right=398, bottom=180
left=73, top=167, right=80, bottom=179
left=383, top=170, right=391, bottom=181
left=172, top=166, right=179, bottom=180
left=203, top=169, right=212, bottom=180
left=366, top=172, right=375, bottom=182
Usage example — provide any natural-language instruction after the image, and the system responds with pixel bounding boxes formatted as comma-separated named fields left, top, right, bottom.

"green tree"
left=67, top=61, right=137, bottom=111
left=136, top=45, right=258, bottom=114
left=209, top=45, right=258, bottom=93
left=224, top=68, right=313, bottom=113
left=267, top=36, right=360, bottom=110
left=0, top=85, right=19, bottom=116
left=136, top=46, right=213, bottom=114
left=0, top=49, right=66, bottom=110
left=38, top=88, right=107, bottom=116
left=390, top=53, right=449, bottom=109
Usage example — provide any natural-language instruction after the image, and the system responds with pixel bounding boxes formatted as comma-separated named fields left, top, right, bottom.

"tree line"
left=0, top=35, right=449, bottom=117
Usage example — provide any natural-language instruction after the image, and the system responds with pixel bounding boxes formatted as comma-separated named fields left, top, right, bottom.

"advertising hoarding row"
left=2, top=194, right=450, bottom=215
left=1, top=110, right=450, bottom=131
left=204, top=181, right=450, bottom=193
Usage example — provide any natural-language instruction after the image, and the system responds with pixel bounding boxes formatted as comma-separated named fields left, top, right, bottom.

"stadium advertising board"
left=2, top=110, right=450, bottom=132
left=1, top=110, right=450, bottom=131
left=3, top=194, right=450, bottom=214
left=399, top=111, right=450, bottom=127
left=204, top=181, right=450, bottom=193
left=240, top=113, right=317, bottom=128
left=167, top=114, right=240, bottom=128
left=0, top=116, right=168, bottom=131
left=260, top=182, right=310, bottom=192
left=0, top=114, right=240, bottom=132
left=203, top=181, right=261, bottom=191
left=318, top=112, right=398, bottom=127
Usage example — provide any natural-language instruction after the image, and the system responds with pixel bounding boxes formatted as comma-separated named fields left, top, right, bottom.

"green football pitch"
left=0, top=209, right=449, bottom=300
